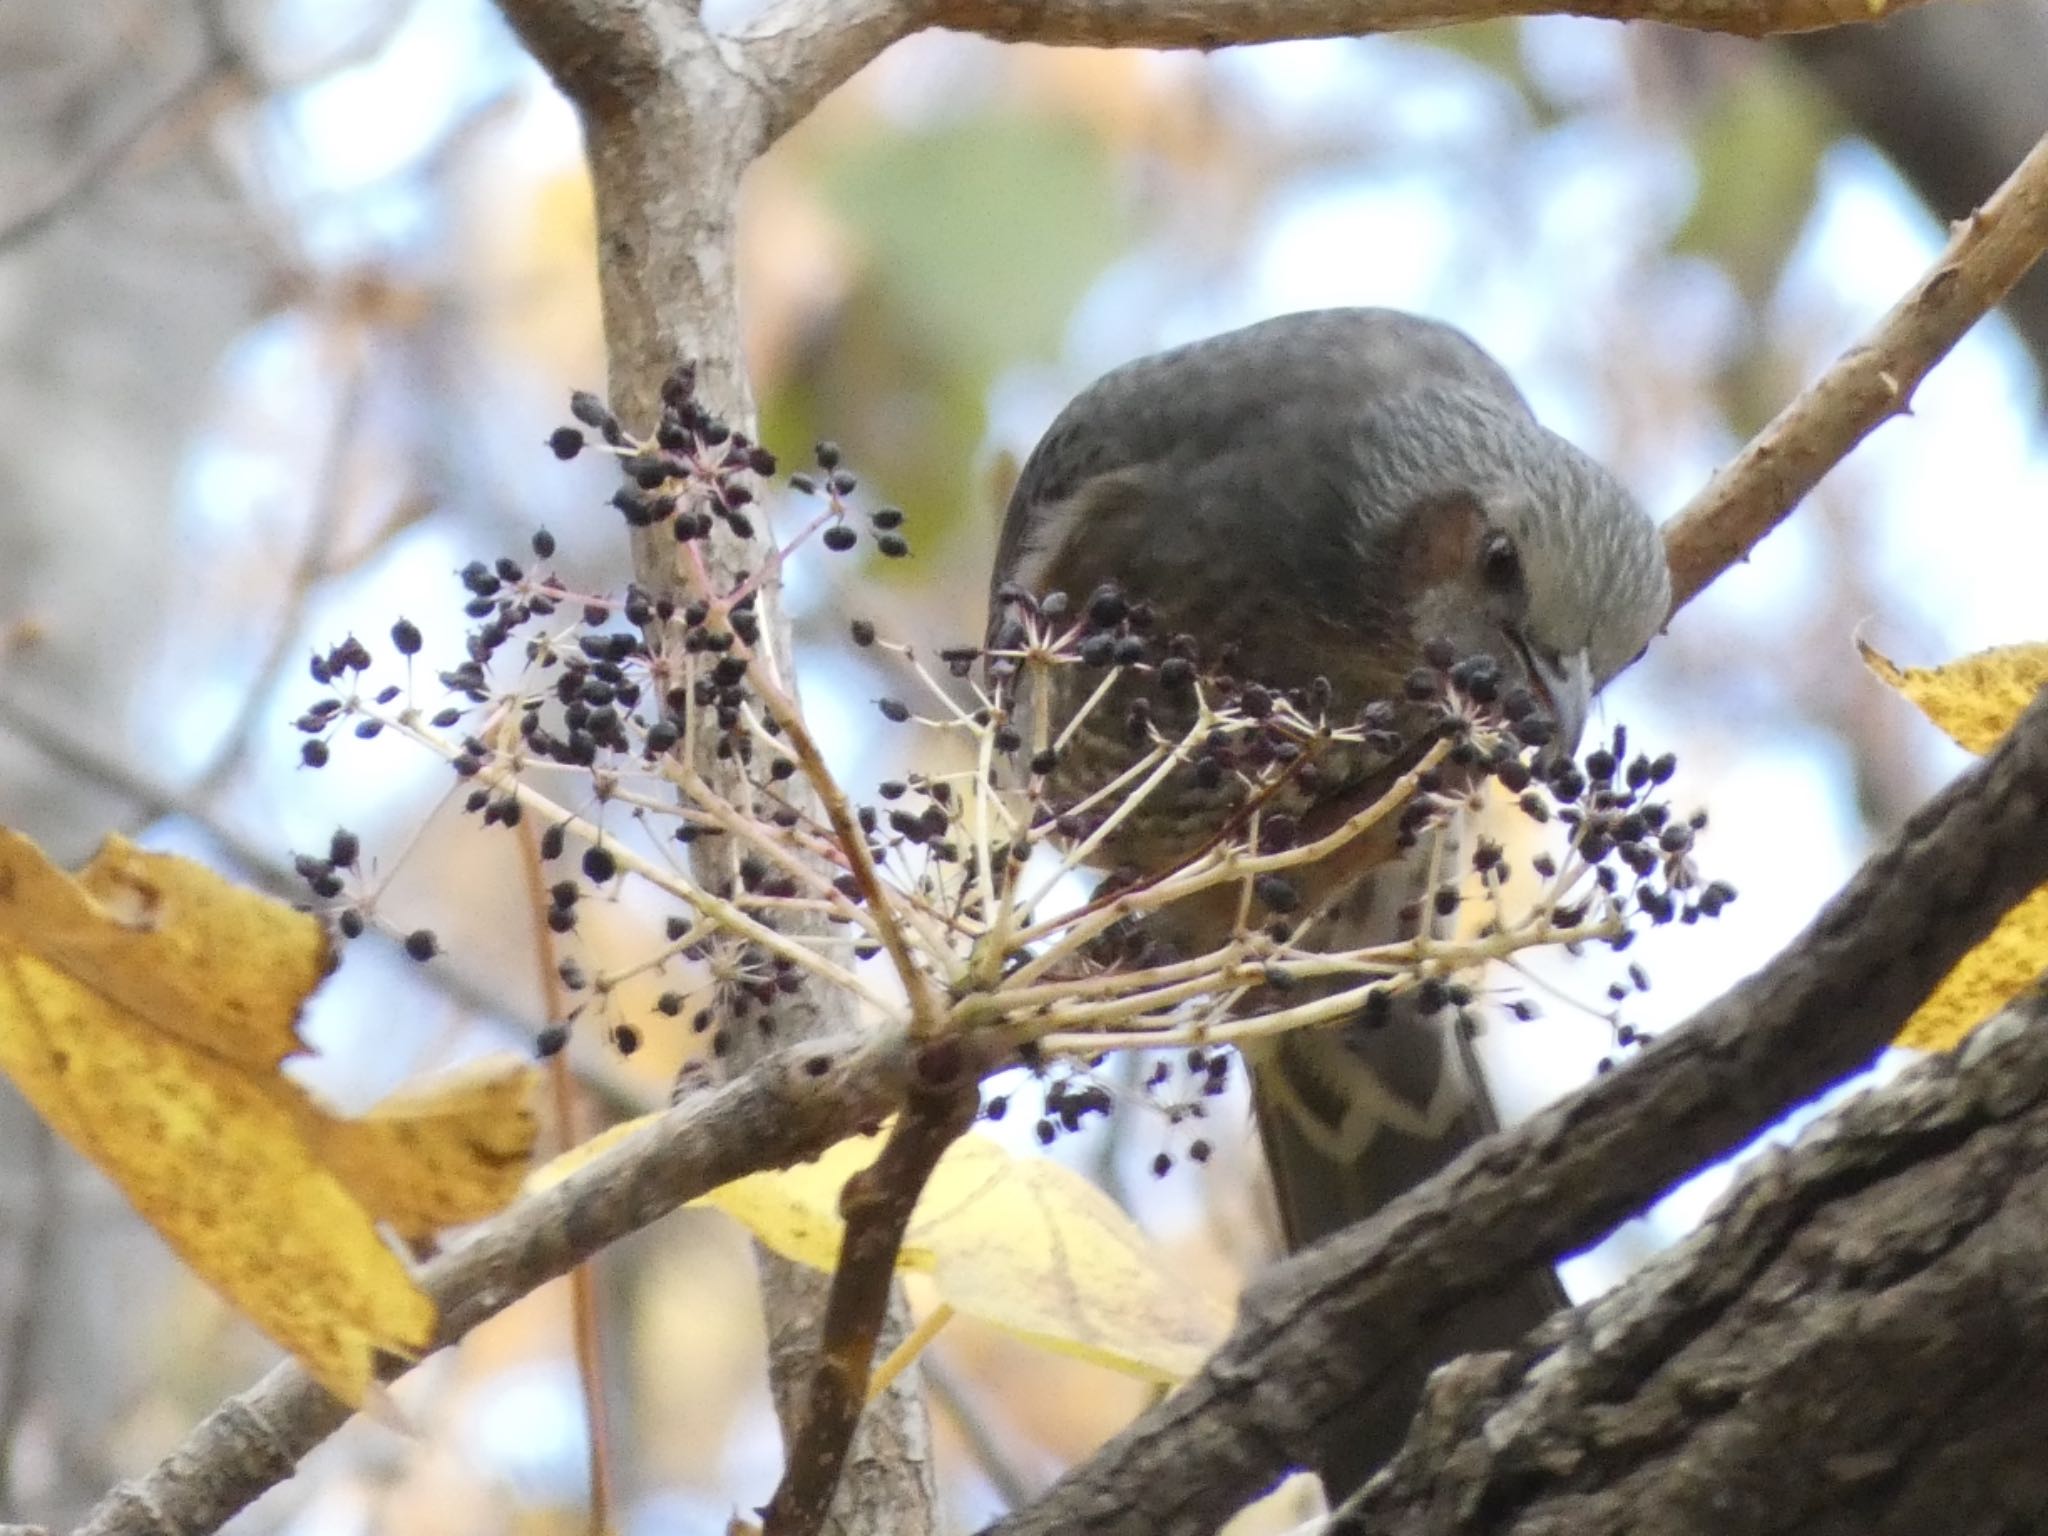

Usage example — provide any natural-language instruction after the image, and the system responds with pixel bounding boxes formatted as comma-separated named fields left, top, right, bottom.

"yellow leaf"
left=911, top=1137, right=1230, bottom=1382
left=302, top=1054, right=540, bottom=1241
left=1858, top=637, right=2048, bottom=754
left=0, top=832, right=539, bottom=1404
left=1861, top=640, right=2048, bottom=1050
left=697, top=1128, right=1228, bottom=1382
left=1893, top=886, right=2048, bottom=1052
left=699, top=1127, right=911, bottom=1272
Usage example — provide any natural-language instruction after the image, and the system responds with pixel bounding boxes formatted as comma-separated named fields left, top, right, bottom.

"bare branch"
left=734, top=0, right=1949, bottom=157
left=69, top=1031, right=929, bottom=1536
left=0, top=1122, right=63, bottom=1510
left=983, top=684, right=2048, bottom=1536
left=1664, top=126, right=2048, bottom=616
left=484, top=1, right=942, bottom=1524
left=186, top=363, right=370, bottom=803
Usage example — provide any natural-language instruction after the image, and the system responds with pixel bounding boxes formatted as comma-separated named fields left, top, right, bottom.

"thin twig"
left=517, top=819, right=616, bottom=1536
left=356, top=700, right=891, bottom=1009
left=685, top=539, right=942, bottom=1036
left=923, top=1356, right=1041, bottom=1512
left=1663, top=127, right=2048, bottom=616
left=0, top=1120, right=61, bottom=1510
left=0, top=68, right=227, bottom=255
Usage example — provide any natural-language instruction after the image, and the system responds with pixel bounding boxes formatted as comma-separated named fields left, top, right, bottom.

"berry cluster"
left=284, top=375, right=1727, bottom=1165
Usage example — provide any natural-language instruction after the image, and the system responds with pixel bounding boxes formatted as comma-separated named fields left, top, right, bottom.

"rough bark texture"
left=33, top=3, right=2048, bottom=1534
left=1335, top=982, right=2048, bottom=1536
left=985, top=685, right=2048, bottom=1536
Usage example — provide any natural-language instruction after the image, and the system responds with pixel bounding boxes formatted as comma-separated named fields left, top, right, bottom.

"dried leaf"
left=910, top=1136, right=1230, bottom=1382
left=302, top=1055, right=541, bottom=1241
left=1861, top=641, right=2048, bottom=1050
left=1858, top=637, right=2048, bottom=755
left=0, top=832, right=538, bottom=1403
left=1892, top=886, right=2048, bottom=1053
left=685, top=1126, right=1228, bottom=1383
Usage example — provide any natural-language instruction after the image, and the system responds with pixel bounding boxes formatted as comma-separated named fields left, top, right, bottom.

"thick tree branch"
left=68, top=1034, right=924, bottom=1536
left=984, top=684, right=2048, bottom=1536
left=734, top=0, right=1948, bottom=157
left=53, top=5, right=2048, bottom=1534
left=1662, top=126, right=2048, bottom=615
left=1335, top=981, right=2048, bottom=1535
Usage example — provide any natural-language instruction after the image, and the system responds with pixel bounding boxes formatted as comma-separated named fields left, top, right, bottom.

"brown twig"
left=762, top=1045, right=980, bottom=1536
left=706, top=644, right=943, bottom=1037
left=516, top=819, right=617, bottom=1536
left=1663, top=126, right=2048, bottom=617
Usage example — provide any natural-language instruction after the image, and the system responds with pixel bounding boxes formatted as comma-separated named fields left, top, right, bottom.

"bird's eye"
left=1478, top=532, right=1522, bottom=593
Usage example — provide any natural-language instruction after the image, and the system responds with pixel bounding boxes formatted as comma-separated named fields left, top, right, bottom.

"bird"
left=986, top=307, right=1669, bottom=1499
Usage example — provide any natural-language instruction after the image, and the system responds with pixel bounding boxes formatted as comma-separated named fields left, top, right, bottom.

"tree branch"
left=734, top=0, right=1949, bottom=157
left=489, top=0, right=942, bottom=1526
left=1662, top=126, right=2048, bottom=616
left=68, top=1032, right=926, bottom=1536
left=1334, top=980, right=2048, bottom=1535
left=982, top=684, right=2048, bottom=1536
left=764, top=1048, right=979, bottom=1536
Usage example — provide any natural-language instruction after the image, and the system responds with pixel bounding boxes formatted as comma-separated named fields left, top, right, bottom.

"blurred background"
left=1, top=1, right=2044, bottom=1531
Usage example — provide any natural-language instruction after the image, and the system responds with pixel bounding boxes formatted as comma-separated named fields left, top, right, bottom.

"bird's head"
left=1360, top=385, right=1670, bottom=756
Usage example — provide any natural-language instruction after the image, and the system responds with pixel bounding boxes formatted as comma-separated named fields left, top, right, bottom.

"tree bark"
left=484, top=6, right=943, bottom=1530
left=1335, top=981, right=2048, bottom=1536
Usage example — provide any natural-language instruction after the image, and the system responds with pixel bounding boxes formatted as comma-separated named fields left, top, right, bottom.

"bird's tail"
left=1247, top=856, right=1569, bottom=1499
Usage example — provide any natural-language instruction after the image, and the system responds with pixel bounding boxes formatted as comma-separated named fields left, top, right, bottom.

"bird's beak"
left=1535, top=649, right=1593, bottom=762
